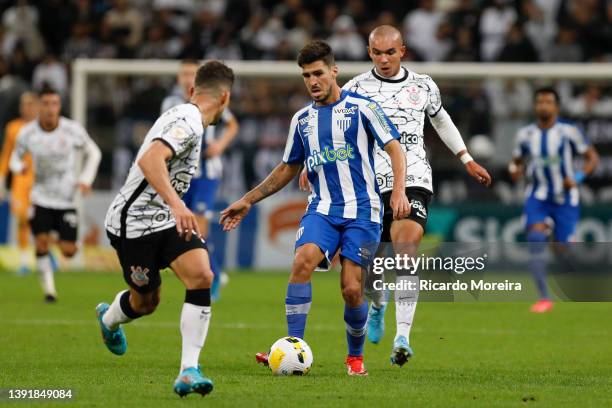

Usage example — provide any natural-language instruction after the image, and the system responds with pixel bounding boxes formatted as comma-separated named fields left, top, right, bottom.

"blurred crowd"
left=1, top=0, right=612, bottom=203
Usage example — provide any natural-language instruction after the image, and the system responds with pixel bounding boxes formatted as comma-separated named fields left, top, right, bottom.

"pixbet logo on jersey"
left=306, top=144, right=355, bottom=172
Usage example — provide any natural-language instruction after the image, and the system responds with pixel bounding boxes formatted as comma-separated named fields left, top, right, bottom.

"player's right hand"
left=171, top=202, right=201, bottom=241
left=390, top=189, right=410, bottom=220
left=299, top=168, right=310, bottom=192
left=220, top=198, right=252, bottom=231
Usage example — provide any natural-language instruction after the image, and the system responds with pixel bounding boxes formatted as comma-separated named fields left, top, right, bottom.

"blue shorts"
left=295, top=212, right=381, bottom=270
left=524, top=196, right=579, bottom=242
left=182, top=178, right=220, bottom=218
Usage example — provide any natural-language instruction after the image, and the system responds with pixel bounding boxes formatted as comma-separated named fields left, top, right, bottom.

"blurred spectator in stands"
left=63, top=21, right=98, bottom=61
left=403, top=0, right=448, bottom=61
left=447, top=26, right=478, bottom=62
left=95, top=20, right=119, bottom=58
left=103, top=0, right=143, bottom=58
left=1, top=0, right=45, bottom=61
left=9, top=43, right=34, bottom=82
left=0, top=57, right=29, bottom=131
left=272, top=0, right=303, bottom=30
left=548, top=26, right=584, bottom=62
left=479, top=0, right=517, bottom=61
left=205, top=27, right=243, bottom=60
left=317, top=3, right=340, bottom=38
left=498, top=23, right=539, bottom=62
left=38, top=0, right=78, bottom=55
left=187, top=9, right=218, bottom=58
left=565, top=85, right=612, bottom=118
left=448, top=0, right=479, bottom=33
left=137, top=23, right=179, bottom=59
left=152, top=0, right=193, bottom=35
left=32, top=54, right=68, bottom=99
left=327, top=15, right=366, bottom=61
left=342, top=0, right=370, bottom=37
left=286, top=10, right=316, bottom=56
left=562, top=0, right=608, bottom=61
left=522, top=0, right=557, bottom=61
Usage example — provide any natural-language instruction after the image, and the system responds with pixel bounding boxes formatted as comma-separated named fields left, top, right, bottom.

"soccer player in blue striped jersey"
left=221, top=40, right=409, bottom=376
left=509, top=87, right=599, bottom=313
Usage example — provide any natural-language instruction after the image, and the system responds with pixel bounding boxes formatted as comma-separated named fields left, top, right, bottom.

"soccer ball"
left=267, top=336, right=313, bottom=376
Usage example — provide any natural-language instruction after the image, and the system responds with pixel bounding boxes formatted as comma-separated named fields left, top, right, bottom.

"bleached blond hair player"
left=300, top=25, right=492, bottom=366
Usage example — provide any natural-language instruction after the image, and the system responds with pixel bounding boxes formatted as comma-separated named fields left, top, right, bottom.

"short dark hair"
left=194, top=60, right=234, bottom=93
left=38, top=87, right=59, bottom=98
left=297, top=40, right=335, bottom=67
left=534, top=86, right=560, bottom=105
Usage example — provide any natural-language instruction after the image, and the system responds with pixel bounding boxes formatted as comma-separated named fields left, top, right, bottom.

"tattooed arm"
left=220, top=162, right=302, bottom=231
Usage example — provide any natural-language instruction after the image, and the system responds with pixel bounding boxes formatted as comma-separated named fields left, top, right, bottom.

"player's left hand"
left=220, top=198, right=252, bottom=231
left=390, top=189, right=410, bottom=220
left=78, top=183, right=92, bottom=196
left=465, top=161, right=492, bottom=187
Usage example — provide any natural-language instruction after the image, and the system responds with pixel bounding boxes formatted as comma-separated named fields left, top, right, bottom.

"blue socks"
left=527, top=230, right=549, bottom=299
left=344, top=301, right=368, bottom=356
left=285, top=282, right=312, bottom=339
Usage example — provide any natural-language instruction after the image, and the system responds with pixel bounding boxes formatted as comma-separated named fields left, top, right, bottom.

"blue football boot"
left=95, top=303, right=127, bottom=355
left=367, top=303, right=387, bottom=344
left=173, top=366, right=213, bottom=397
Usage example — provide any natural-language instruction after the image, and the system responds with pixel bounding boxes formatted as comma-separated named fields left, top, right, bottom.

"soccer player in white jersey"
left=221, top=41, right=409, bottom=376
left=98, top=61, right=234, bottom=397
left=304, top=25, right=492, bottom=366
left=161, top=59, right=239, bottom=301
left=9, top=88, right=101, bottom=302
left=509, top=87, right=598, bottom=313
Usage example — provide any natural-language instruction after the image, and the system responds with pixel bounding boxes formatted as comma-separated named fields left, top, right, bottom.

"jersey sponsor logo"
left=333, top=106, right=358, bottom=115
left=410, top=200, right=427, bottom=219
left=171, top=171, right=192, bottom=194
left=306, top=144, right=355, bottom=172
left=298, top=113, right=316, bottom=126
left=130, top=266, right=150, bottom=287
left=400, top=132, right=420, bottom=145
left=366, top=102, right=392, bottom=133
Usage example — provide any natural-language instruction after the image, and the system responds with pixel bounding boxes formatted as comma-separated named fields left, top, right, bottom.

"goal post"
left=71, top=59, right=612, bottom=126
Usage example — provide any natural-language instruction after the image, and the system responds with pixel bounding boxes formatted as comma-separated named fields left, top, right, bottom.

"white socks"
left=37, top=254, right=56, bottom=296
left=180, top=303, right=211, bottom=371
left=102, top=290, right=132, bottom=330
left=394, top=275, right=418, bottom=342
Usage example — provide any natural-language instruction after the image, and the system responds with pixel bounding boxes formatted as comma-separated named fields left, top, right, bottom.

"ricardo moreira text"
left=371, top=254, right=488, bottom=275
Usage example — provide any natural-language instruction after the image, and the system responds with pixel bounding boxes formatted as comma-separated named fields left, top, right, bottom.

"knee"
left=133, top=294, right=160, bottom=315
left=187, top=268, right=213, bottom=289
left=35, top=240, right=49, bottom=254
left=341, top=283, right=363, bottom=307
left=291, top=252, right=316, bottom=282
left=61, top=246, right=78, bottom=258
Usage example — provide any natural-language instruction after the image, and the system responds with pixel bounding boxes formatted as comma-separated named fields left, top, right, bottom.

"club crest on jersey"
left=406, top=86, right=422, bottom=105
left=336, top=117, right=352, bottom=132
left=130, top=266, right=150, bottom=287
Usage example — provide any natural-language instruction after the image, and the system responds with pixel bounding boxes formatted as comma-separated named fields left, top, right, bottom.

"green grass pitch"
left=1, top=270, right=611, bottom=407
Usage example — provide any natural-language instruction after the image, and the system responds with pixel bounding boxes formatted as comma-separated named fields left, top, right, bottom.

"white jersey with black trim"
left=105, top=103, right=204, bottom=238
left=10, top=117, right=101, bottom=209
left=343, top=67, right=442, bottom=193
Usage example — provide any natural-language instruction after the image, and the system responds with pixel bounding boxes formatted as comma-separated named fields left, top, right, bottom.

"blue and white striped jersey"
left=513, top=120, right=590, bottom=206
left=283, top=90, right=400, bottom=223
